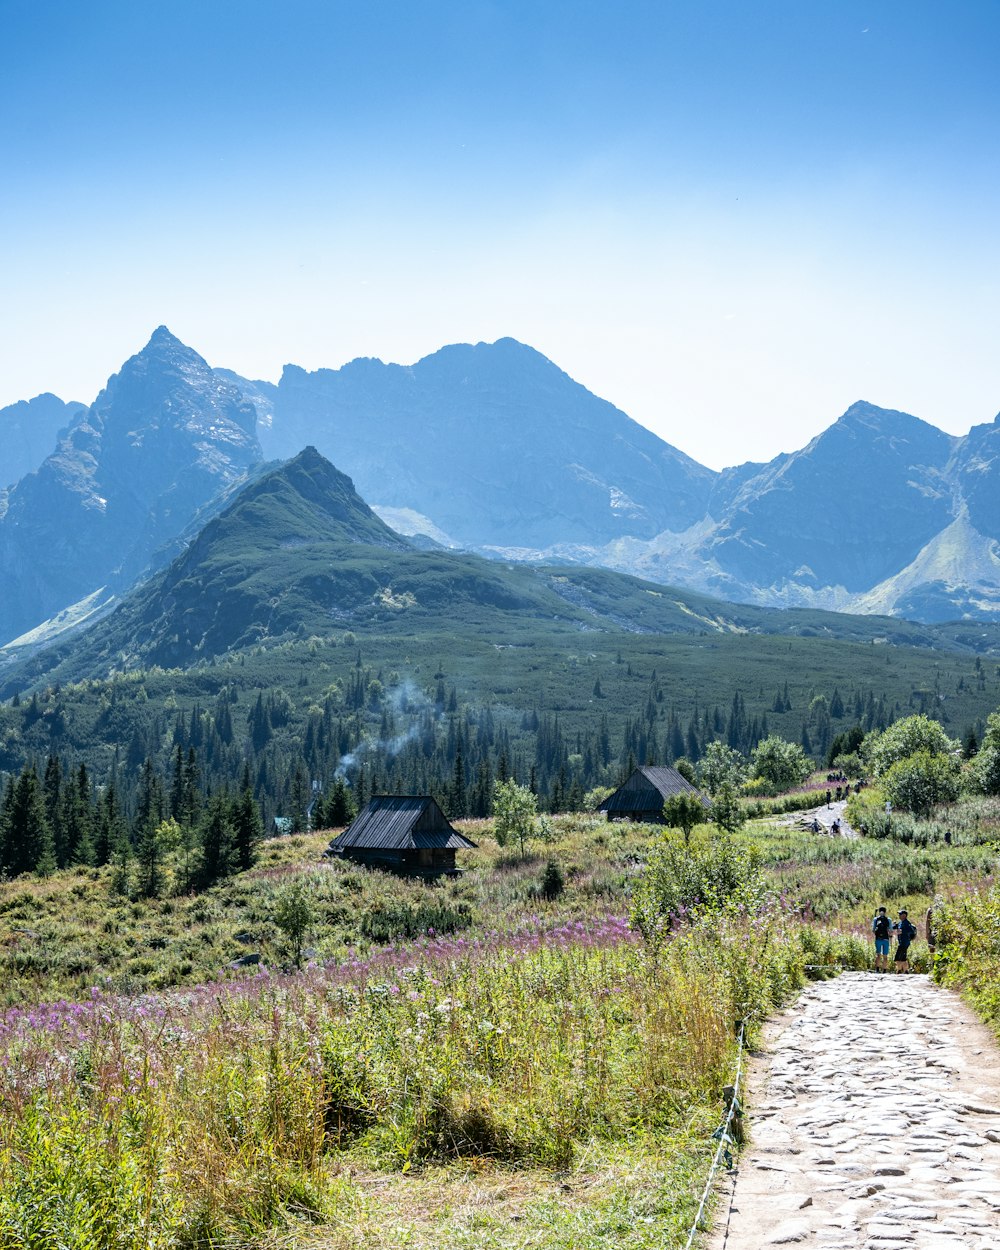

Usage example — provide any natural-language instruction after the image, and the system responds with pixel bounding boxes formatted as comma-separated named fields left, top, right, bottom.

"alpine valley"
left=3, top=325, right=1000, bottom=832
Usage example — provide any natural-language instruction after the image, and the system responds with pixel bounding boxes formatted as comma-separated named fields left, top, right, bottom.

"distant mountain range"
left=0, top=393, right=85, bottom=489
left=2, top=326, right=999, bottom=659
left=227, top=343, right=1000, bottom=625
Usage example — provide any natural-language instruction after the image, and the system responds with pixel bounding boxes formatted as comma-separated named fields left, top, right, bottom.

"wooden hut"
left=327, top=795, right=477, bottom=876
left=599, top=765, right=705, bottom=823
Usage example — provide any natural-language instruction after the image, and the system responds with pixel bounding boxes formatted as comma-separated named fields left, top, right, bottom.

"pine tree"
left=68, top=763, right=96, bottom=866
left=450, top=742, right=467, bottom=817
left=7, top=765, right=55, bottom=877
left=233, top=767, right=263, bottom=871
left=0, top=775, right=14, bottom=875
left=43, top=755, right=65, bottom=865
left=199, top=791, right=235, bottom=886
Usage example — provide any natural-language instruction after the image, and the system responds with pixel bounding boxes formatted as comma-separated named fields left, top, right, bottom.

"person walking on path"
left=893, top=908, right=917, bottom=972
left=872, top=906, right=893, bottom=972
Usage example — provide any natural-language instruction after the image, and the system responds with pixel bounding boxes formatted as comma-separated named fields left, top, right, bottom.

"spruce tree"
left=199, top=791, right=235, bottom=886
left=233, top=767, right=263, bottom=871
left=8, top=765, right=55, bottom=877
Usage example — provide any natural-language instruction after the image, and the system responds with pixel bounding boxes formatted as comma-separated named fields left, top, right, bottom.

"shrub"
left=360, top=899, right=473, bottom=943
left=540, top=860, right=565, bottom=900
left=631, top=834, right=766, bottom=947
left=749, top=736, right=811, bottom=793
left=881, top=750, right=960, bottom=816
left=864, top=714, right=959, bottom=777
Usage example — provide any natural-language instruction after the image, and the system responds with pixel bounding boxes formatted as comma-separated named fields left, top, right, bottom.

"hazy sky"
left=2, top=0, right=998, bottom=469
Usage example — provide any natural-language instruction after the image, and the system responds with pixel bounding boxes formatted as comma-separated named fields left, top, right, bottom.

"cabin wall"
left=341, top=846, right=458, bottom=876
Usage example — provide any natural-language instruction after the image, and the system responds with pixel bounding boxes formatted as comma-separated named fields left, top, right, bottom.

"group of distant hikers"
left=871, top=906, right=924, bottom=973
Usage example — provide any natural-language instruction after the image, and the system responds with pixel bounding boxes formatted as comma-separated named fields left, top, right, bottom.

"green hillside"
left=5, top=446, right=1000, bottom=697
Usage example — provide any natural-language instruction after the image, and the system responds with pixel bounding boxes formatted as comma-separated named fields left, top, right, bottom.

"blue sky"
left=2, top=0, right=998, bottom=468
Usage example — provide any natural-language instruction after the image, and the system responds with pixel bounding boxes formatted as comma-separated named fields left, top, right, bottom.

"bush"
left=933, top=884, right=1000, bottom=1032
left=360, top=899, right=473, bottom=943
left=749, top=736, right=811, bottom=793
left=631, top=834, right=766, bottom=946
left=540, top=860, right=565, bottom=900
left=881, top=750, right=960, bottom=816
left=864, top=714, right=959, bottom=777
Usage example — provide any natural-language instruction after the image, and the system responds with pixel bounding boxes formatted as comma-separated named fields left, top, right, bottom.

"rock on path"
left=710, top=972, right=1000, bottom=1249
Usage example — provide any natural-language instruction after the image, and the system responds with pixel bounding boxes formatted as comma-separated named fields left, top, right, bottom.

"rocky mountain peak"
left=0, top=328, right=263, bottom=647
left=94, top=327, right=257, bottom=441
left=832, top=399, right=950, bottom=446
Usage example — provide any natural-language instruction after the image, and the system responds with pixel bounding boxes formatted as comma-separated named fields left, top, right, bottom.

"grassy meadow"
left=1, top=797, right=998, bottom=1248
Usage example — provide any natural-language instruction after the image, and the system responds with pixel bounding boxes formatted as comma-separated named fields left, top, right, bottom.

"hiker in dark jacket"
left=893, top=909, right=918, bottom=973
left=872, top=907, right=893, bottom=972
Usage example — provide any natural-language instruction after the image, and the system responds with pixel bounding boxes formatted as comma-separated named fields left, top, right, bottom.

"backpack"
left=873, top=915, right=891, bottom=940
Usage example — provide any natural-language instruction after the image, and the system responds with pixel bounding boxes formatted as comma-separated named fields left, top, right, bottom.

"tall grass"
left=932, top=882, right=1000, bottom=1034
left=0, top=910, right=804, bottom=1245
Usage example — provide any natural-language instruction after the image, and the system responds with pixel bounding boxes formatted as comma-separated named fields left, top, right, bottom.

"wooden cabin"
left=327, top=795, right=477, bottom=876
left=599, top=766, right=705, bottom=823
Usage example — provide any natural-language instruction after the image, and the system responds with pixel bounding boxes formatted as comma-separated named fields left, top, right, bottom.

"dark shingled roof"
left=329, top=795, right=478, bottom=852
left=633, top=766, right=701, bottom=799
left=600, top=766, right=705, bottom=813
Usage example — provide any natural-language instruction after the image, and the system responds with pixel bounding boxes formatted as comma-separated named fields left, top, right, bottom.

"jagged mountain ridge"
left=0, top=393, right=86, bottom=490
left=704, top=402, right=957, bottom=591
left=245, top=343, right=1000, bottom=620
left=469, top=402, right=1000, bottom=621
left=262, top=337, right=716, bottom=548
left=0, top=328, right=261, bottom=647
left=3, top=327, right=1000, bottom=643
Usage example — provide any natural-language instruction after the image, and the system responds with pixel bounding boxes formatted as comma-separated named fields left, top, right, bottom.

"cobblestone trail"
left=710, top=973, right=1000, bottom=1249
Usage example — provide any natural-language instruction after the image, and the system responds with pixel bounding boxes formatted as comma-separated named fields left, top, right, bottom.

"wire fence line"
left=681, top=965, right=844, bottom=1247
left=682, top=1019, right=746, bottom=1250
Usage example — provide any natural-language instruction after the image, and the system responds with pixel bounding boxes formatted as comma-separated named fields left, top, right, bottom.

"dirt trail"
left=709, top=972, right=1000, bottom=1249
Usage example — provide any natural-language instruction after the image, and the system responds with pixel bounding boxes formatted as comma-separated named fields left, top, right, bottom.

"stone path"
left=787, top=798, right=859, bottom=839
left=709, top=972, right=1000, bottom=1249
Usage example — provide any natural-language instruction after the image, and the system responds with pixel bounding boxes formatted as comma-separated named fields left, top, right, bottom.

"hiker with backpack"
left=872, top=907, right=893, bottom=972
left=893, top=909, right=918, bottom=973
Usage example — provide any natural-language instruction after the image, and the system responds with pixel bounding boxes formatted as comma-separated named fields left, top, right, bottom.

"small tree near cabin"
left=662, top=792, right=705, bottom=846
left=274, top=881, right=316, bottom=969
left=493, top=779, right=538, bottom=856
left=709, top=781, right=745, bottom=833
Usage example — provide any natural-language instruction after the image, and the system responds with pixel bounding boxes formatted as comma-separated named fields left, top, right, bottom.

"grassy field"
left=1, top=796, right=998, bottom=1247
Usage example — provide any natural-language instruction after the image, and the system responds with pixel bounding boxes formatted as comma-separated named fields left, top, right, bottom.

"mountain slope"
left=0, top=328, right=261, bottom=647
left=853, top=512, right=1000, bottom=623
left=8, top=446, right=1000, bottom=699
left=951, top=412, right=1000, bottom=542
left=510, top=399, right=1000, bottom=622
left=0, top=393, right=86, bottom=489
left=702, top=402, right=956, bottom=592
left=264, top=337, right=715, bottom=549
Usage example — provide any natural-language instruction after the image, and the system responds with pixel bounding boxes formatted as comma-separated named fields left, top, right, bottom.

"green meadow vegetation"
left=1, top=765, right=998, bottom=1248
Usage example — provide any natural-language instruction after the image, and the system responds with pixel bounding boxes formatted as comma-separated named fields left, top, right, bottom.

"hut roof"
left=329, top=795, right=477, bottom=852
left=634, top=766, right=701, bottom=799
left=600, top=765, right=704, bottom=813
